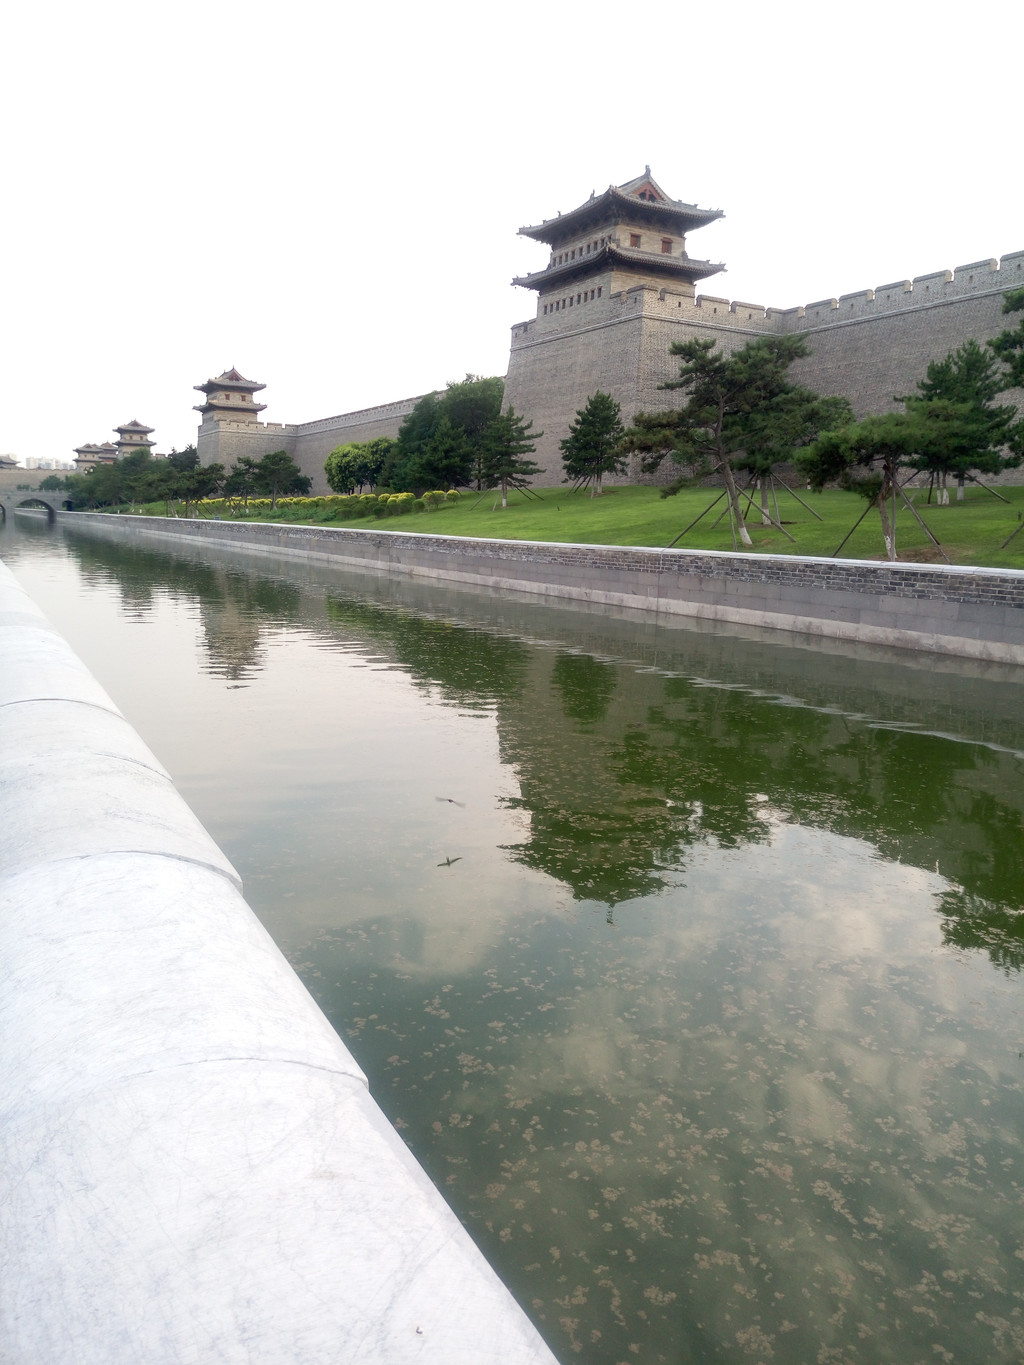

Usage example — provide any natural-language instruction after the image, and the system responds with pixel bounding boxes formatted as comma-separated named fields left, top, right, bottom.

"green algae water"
left=4, top=515, right=1024, bottom=1365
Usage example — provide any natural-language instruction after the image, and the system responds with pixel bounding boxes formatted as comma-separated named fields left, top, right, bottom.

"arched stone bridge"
left=0, top=494, right=70, bottom=523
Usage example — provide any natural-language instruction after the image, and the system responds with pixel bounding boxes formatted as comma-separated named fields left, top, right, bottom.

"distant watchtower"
left=114, top=420, right=155, bottom=460
left=72, top=442, right=118, bottom=472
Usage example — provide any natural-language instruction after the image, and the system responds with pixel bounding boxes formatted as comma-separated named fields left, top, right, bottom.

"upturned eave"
left=519, top=185, right=723, bottom=245
left=512, top=244, right=725, bottom=292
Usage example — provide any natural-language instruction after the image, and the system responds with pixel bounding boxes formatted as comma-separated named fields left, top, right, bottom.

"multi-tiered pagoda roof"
left=513, top=169, right=724, bottom=293
left=193, top=369, right=267, bottom=418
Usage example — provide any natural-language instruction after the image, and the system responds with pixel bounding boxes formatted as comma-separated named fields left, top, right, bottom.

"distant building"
left=73, top=442, right=119, bottom=472
left=72, top=421, right=158, bottom=473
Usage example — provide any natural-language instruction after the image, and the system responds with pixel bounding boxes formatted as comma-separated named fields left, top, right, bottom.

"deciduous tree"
left=391, top=376, right=504, bottom=491
left=325, top=438, right=393, bottom=494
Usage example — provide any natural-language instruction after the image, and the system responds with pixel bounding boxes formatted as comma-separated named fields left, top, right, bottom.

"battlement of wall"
left=198, top=419, right=297, bottom=436
left=785, top=251, right=1024, bottom=331
left=509, top=250, right=1024, bottom=346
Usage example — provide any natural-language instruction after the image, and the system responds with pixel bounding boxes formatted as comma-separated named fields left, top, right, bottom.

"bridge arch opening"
left=0, top=494, right=67, bottom=525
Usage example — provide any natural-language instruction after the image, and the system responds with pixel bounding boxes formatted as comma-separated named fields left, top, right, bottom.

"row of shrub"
left=190, top=491, right=462, bottom=520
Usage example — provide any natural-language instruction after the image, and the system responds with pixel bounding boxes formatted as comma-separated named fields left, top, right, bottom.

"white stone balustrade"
left=0, top=560, right=556, bottom=1365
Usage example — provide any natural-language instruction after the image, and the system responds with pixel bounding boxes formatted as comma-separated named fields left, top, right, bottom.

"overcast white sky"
left=2, top=0, right=1019, bottom=464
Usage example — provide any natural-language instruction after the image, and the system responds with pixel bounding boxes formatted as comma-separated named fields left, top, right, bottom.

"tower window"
left=630, top=233, right=641, bottom=248
left=661, top=238, right=672, bottom=254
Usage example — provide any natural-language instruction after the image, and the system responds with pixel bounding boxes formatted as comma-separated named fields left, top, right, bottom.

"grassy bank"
left=122, top=483, right=1024, bottom=569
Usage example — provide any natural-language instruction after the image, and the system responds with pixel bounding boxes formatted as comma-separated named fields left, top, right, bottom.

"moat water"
left=4, top=515, right=1024, bottom=1365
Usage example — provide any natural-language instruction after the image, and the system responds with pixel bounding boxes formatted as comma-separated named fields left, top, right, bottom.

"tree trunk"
left=956, top=472, right=965, bottom=502
left=719, top=458, right=753, bottom=546
left=877, top=463, right=896, bottom=560
left=759, top=475, right=771, bottom=526
left=501, top=481, right=508, bottom=509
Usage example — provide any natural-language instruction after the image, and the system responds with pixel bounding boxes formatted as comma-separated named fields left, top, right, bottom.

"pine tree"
left=624, top=336, right=831, bottom=547
left=559, top=392, right=626, bottom=497
left=989, top=287, right=1024, bottom=391
left=801, top=412, right=920, bottom=561
left=479, top=407, right=542, bottom=508
left=901, top=339, right=1019, bottom=502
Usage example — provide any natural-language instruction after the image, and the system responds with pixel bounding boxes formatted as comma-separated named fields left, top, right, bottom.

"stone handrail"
left=0, top=560, right=555, bottom=1365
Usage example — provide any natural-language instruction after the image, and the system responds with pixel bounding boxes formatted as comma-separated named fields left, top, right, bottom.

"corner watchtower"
left=504, top=170, right=727, bottom=483
left=193, top=368, right=299, bottom=471
left=193, top=369, right=268, bottom=426
left=512, top=168, right=725, bottom=320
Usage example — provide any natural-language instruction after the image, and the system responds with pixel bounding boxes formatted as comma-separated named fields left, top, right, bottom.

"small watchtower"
left=114, top=421, right=155, bottom=460
left=193, top=369, right=267, bottom=426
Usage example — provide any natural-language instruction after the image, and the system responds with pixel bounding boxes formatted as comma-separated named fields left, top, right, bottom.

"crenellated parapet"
left=511, top=250, right=1024, bottom=350
left=782, top=252, right=1023, bottom=331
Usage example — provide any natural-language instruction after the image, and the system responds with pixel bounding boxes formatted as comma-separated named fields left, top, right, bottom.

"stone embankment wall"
left=0, top=559, right=556, bottom=1365
left=506, top=251, right=1024, bottom=484
left=60, top=512, right=1024, bottom=665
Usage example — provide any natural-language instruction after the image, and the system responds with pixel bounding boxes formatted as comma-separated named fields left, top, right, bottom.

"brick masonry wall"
left=789, top=286, right=1024, bottom=420
left=59, top=513, right=1024, bottom=665
left=504, top=306, right=646, bottom=484
left=190, top=252, right=1024, bottom=498
left=0, top=469, right=49, bottom=494
left=505, top=251, right=1024, bottom=490
left=292, top=396, right=424, bottom=494
left=197, top=400, right=425, bottom=496
left=196, top=421, right=299, bottom=470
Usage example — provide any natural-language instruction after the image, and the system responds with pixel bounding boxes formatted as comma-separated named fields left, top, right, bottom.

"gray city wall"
left=292, top=395, right=426, bottom=492
left=505, top=251, right=1024, bottom=487
left=196, top=397, right=426, bottom=495
left=58, top=512, right=1024, bottom=665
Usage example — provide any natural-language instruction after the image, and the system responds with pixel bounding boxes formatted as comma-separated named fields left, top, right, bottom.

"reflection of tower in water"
left=197, top=594, right=267, bottom=682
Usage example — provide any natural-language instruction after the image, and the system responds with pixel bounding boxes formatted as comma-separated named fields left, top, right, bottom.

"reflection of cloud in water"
left=406, top=825, right=1024, bottom=1362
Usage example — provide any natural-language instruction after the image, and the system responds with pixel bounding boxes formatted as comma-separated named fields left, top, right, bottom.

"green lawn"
left=130, top=483, right=1024, bottom=570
